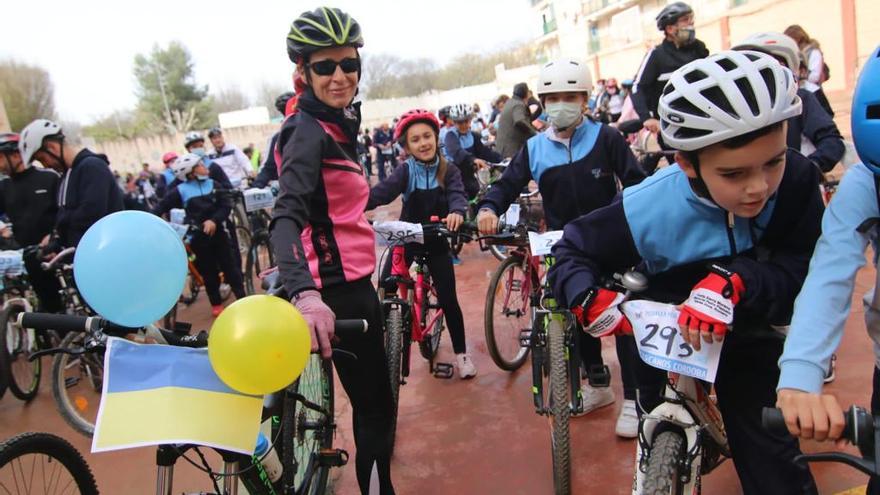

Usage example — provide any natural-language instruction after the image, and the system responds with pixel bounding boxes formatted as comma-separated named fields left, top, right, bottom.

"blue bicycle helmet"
left=853, top=44, right=880, bottom=174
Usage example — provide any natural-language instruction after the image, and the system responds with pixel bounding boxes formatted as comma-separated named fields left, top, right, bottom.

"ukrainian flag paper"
left=91, top=337, right=262, bottom=454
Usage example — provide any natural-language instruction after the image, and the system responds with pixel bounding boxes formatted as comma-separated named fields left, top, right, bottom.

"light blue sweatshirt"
left=778, top=162, right=880, bottom=393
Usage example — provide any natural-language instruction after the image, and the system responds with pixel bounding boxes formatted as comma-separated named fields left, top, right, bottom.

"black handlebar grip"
left=18, top=313, right=93, bottom=333
left=335, top=319, right=368, bottom=336
left=762, top=407, right=791, bottom=436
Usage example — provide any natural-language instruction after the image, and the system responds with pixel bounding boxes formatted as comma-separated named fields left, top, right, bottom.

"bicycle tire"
left=0, top=431, right=99, bottom=495
left=384, top=308, right=403, bottom=456
left=245, top=233, right=275, bottom=295
left=546, top=319, right=571, bottom=495
left=281, top=355, right=334, bottom=494
left=484, top=256, right=530, bottom=371
left=52, top=332, right=102, bottom=438
left=0, top=303, right=41, bottom=401
left=642, top=430, right=686, bottom=495
left=417, top=274, right=443, bottom=361
left=488, top=244, right=508, bottom=262
left=235, top=225, right=252, bottom=262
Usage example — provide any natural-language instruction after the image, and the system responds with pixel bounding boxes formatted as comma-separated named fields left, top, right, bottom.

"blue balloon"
left=74, top=211, right=187, bottom=327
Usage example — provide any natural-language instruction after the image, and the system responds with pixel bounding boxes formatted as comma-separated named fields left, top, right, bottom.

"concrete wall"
left=94, top=124, right=277, bottom=174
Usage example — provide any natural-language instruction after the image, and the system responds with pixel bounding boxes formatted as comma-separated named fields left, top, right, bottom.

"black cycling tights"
left=380, top=240, right=468, bottom=354
left=322, top=278, right=396, bottom=495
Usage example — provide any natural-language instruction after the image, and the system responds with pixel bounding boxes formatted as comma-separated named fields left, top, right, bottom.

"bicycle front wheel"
left=642, top=430, right=686, bottom=495
left=52, top=332, right=103, bottom=438
left=280, top=354, right=334, bottom=494
left=0, top=302, right=41, bottom=401
left=0, top=432, right=99, bottom=495
left=384, top=308, right=403, bottom=456
left=417, top=277, right=443, bottom=361
left=546, top=318, right=570, bottom=495
left=485, top=255, right=531, bottom=371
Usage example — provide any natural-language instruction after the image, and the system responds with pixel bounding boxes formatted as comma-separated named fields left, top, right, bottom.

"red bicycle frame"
left=389, top=246, right=444, bottom=343
left=500, top=246, right=543, bottom=316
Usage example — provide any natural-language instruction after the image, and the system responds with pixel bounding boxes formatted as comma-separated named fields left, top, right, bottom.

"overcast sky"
left=1, top=0, right=537, bottom=125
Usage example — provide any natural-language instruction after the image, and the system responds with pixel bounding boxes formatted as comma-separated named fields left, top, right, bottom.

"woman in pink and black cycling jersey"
left=269, top=7, right=395, bottom=494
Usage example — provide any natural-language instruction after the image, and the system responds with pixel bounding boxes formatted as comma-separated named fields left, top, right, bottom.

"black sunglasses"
left=307, top=57, right=360, bottom=76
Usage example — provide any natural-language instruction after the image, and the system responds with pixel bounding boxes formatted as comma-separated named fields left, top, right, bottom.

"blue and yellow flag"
left=91, top=337, right=262, bottom=454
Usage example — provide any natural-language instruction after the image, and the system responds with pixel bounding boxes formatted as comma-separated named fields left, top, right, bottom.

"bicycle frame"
left=388, top=245, right=444, bottom=345
left=632, top=373, right=730, bottom=494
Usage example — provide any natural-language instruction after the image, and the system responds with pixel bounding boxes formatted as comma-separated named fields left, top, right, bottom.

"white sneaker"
left=573, top=383, right=615, bottom=417
left=456, top=353, right=477, bottom=379
left=615, top=399, right=639, bottom=438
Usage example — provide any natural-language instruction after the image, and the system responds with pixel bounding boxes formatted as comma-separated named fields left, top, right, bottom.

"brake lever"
left=28, top=346, right=86, bottom=361
left=794, top=453, right=878, bottom=477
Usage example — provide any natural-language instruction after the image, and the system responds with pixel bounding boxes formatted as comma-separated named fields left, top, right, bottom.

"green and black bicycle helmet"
left=286, top=7, right=364, bottom=64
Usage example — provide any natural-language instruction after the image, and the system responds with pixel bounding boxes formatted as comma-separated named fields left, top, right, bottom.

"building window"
left=589, top=23, right=600, bottom=54
left=542, top=5, right=558, bottom=35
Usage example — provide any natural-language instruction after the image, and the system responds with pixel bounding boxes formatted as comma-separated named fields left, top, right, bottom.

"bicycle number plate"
left=169, top=208, right=186, bottom=225
left=168, top=222, right=189, bottom=239
left=527, top=230, right=563, bottom=256
left=373, top=221, right=424, bottom=245
left=243, top=188, right=276, bottom=212
left=621, top=300, right=723, bottom=383
left=502, top=204, right=520, bottom=227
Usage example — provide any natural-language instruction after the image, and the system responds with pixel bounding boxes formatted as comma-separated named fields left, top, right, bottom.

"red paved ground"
left=1, top=233, right=875, bottom=494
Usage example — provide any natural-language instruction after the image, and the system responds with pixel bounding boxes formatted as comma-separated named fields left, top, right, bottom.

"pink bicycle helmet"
left=393, top=109, right=440, bottom=143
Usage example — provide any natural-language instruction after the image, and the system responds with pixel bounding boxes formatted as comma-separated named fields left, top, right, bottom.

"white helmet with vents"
left=172, top=153, right=202, bottom=181
left=659, top=50, right=802, bottom=151
left=536, top=58, right=592, bottom=97
left=732, top=32, right=803, bottom=74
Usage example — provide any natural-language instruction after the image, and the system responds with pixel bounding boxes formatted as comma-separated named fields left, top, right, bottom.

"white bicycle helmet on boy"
left=172, top=153, right=202, bottom=181
left=19, top=119, right=63, bottom=165
left=536, top=58, right=592, bottom=98
left=732, top=32, right=802, bottom=74
left=659, top=50, right=802, bottom=151
left=448, top=103, right=473, bottom=122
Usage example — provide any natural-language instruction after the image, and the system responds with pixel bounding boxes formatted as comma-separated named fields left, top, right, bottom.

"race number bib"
left=169, top=208, right=186, bottom=225
left=243, top=188, right=276, bottom=212
left=373, top=221, right=424, bottom=245
left=501, top=204, right=520, bottom=227
left=527, top=230, right=563, bottom=256
left=621, top=300, right=723, bottom=383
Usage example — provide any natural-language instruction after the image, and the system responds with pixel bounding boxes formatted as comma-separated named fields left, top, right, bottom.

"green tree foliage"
left=0, top=59, right=56, bottom=131
left=133, top=41, right=212, bottom=133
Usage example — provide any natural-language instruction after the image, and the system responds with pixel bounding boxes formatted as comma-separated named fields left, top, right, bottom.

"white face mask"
left=545, top=102, right=584, bottom=130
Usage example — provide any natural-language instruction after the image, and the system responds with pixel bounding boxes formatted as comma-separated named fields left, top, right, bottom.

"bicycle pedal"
left=318, top=448, right=349, bottom=467
left=432, top=362, right=454, bottom=379
left=519, top=330, right=532, bottom=348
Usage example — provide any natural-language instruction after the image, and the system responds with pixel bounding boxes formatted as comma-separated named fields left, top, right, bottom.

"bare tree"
left=0, top=59, right=56, bottom=131
left=255, top=81, right=290, bottom=118
left=212, top=85, right=251, bottom=114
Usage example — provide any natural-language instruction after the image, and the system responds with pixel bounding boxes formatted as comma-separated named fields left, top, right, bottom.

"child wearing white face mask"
left=476, top=58, right=649, bottom=436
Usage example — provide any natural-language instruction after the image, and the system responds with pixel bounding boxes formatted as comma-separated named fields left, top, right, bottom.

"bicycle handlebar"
left=40, top=247, right=76, bottom=271
left=762, top=406, right=880, bottom=477
left=18, top=311, right=368, bottom=350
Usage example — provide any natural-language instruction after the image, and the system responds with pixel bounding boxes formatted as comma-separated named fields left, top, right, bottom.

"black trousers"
left=713, top=332, right=817, bottom=495
left=22, top=249, right=63, bottom=313
left=376, top=152, right=393, bottom=181
left=322, top=277, right=396, bottom=495
left=189, top=227, right=245, bottom=305
left=380, top=241, right=467, bottom=354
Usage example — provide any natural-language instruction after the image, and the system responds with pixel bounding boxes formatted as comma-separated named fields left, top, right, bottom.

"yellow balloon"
left=208, top=295, right=311, bottom=395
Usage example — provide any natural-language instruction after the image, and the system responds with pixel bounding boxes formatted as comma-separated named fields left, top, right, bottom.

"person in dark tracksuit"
left=631, top=2, right=709, bottom=173
left=367, top=109, right=476, bottom=378
left=732, top=32, right=845, bottom=174
left=19, top=119, right=124, bottom=251
left=444, top=103, right=503, bottom=203
left=549, top=51, right=819, bottom=494
left=0, top=133, right=63, bottom=312
left=153, top=153, right=246, bottom=318
left=477, top=58, right=648, bottom=435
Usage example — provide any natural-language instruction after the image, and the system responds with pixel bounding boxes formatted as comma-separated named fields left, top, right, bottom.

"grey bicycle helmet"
left=656, top=2, right=693, bottom=31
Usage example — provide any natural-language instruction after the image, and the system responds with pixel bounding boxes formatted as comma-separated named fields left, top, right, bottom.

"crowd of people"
left=0, top=1, right=873, bottom=494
